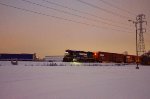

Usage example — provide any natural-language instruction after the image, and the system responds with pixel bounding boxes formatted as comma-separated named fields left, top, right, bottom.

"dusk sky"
left=0, top=0, right=150, bottom=58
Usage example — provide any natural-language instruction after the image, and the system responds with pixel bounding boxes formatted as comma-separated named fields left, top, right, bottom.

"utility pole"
left=128, top=14, right=147, bottom=69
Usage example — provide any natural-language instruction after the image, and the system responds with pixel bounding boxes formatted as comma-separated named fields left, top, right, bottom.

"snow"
left=0, top=61, right=150, bottom=99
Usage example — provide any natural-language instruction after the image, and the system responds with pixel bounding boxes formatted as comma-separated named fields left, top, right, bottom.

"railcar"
left=141, top=52, right=150, bottom=65
left=94, top=52, right=124, bottom=63
left=124, top=55, right=137, bottom=63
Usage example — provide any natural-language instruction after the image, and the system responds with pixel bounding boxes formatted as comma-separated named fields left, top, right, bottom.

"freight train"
left=63, top=50, right=138, bottom=63
left=0, top=53, right=36, bottom=61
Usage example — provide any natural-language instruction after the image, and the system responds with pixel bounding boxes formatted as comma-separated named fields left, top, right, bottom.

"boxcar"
left=141, top=52, right=150, bottom=65
left=95, top=52, right=124, bottom=63
left=124, top=55, right=136, bottom=63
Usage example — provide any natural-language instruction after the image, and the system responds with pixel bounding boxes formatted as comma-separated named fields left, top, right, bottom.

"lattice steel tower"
left=136, top=14, right=147, bottom=56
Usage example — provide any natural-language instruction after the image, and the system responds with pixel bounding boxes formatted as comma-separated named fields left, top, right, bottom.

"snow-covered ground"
left=0, top=61, right=150, bottom=99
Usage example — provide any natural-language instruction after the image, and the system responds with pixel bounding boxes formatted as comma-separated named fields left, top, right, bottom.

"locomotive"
left=63, top=50, right=96, bottom=62
left=63, top=50, right=138, bottom=63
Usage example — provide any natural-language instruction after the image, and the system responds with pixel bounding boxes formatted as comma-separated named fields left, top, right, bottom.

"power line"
left=22, top=0, right=132, bottom=30
left=77, top=0, right=131, bottom=19
left=40, top=0, right=131, bottom=27
left=98, top=0, right=136, bottom=16
left=0, top=2, right=132, bottom=33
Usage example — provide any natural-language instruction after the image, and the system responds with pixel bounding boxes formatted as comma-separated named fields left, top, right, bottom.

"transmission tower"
left=129, top=14, right=147, bottom=69
left=136, top=14, right=147, bottom=56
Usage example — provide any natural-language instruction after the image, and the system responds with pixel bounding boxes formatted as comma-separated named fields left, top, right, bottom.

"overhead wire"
left=42, top=0, right=150, bottom=31
left=40, top=0, right=131, bottom=27
left=97, top=0, right=149, bottom=39
left=77, top=0, right=132, bottom=19
left=22, top=0, right=132, bottom=30
left=0, top=2, right=133, bottom=34
left=98, top=0, right=136, bottom=16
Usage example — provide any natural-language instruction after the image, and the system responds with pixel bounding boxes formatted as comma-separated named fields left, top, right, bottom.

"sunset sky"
left=0, top=0, right=150, bottom=58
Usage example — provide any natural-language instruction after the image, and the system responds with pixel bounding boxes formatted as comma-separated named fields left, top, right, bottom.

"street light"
left=128, top=20, right=139, bottom=69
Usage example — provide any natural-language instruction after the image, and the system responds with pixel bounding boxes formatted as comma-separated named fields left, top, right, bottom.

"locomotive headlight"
left=70, top=61, right=81, bottom=66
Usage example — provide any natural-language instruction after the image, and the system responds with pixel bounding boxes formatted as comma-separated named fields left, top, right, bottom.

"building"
left=0, top=53, right=36, bottom=61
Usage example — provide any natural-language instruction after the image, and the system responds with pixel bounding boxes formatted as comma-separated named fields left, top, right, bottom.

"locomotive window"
left=65, top=52, right=69, bottom=56
left=79, top=53, right=87, bottom=56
